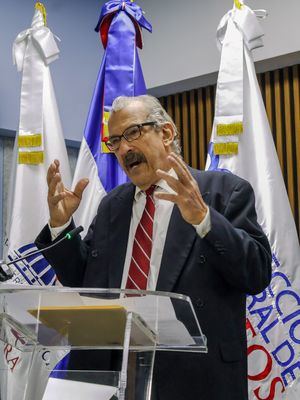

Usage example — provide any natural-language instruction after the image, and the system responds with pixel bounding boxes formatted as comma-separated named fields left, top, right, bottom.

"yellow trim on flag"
left=35, top=2, right=47, bottom=26
left=18, top=151, right=44, bottom=165
left=103, top=124, right=109, bottom=136
left=103, top=111, right=110, bottom=121
left=101, top=142, right=111, bottom=154
left=217, top=122, right=243, bottom=136
left=214, top=142, right=238, bottom=155
left=102, top=111, right=112, bottom=153
left=18, top=134, right=42, bottom=148
left=102, top=111, right=110, bottom=140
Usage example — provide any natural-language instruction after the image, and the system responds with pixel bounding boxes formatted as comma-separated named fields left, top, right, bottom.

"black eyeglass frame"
left=105, top=121, right=157, bottom=151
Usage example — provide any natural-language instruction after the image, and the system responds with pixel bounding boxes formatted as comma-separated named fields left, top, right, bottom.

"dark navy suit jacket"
left=36, top=169, right=272, bottom=400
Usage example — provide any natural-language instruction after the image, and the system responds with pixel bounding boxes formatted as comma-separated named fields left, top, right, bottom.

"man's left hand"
left=155, top=153, right=208, bottom=225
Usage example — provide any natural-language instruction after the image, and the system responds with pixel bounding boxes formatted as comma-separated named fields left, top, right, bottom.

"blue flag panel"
left=84, top=0, right=152, bottom=192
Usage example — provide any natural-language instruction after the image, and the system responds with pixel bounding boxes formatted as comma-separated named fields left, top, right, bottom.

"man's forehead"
left=108, top=102, right=148, bottom=131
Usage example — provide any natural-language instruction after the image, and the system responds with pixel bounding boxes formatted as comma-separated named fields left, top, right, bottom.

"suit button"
left=195, top=298, right=204, bottom=309
left=91, top=249, right=98, bottom=258
left=199, top=255, right=206, bottom=264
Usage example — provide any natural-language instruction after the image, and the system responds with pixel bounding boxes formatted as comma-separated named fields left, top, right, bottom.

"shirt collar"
left=134, top=168, right=177, bottom=201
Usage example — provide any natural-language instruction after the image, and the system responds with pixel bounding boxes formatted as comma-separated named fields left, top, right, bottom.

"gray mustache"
left=124, top=152, right=146, bottom=168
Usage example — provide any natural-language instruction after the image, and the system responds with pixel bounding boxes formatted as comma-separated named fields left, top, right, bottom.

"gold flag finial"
left=234, top=0, right=243, bottom=9
left=35, top=2, right=47, bottom=26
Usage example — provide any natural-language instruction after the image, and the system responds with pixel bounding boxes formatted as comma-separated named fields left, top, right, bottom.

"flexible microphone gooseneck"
left=0, top=226, right=84, bottom=282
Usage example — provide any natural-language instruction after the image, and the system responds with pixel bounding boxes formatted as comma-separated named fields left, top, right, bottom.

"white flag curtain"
left=206, top=2, right=300, bottom=399
left=0, top=6, right=70, bottom=400
left=4, top=6, right=71, bottom=282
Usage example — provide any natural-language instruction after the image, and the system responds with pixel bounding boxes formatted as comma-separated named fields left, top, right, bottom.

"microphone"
left=0, top=226, right=84, bottom=282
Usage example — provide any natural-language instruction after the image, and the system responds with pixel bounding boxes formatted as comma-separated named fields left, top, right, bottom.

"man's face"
left=108, top=102, right=174, bottom=190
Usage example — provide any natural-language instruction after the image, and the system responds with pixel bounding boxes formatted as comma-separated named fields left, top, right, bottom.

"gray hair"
left=111, top=95, right=181, bottom=155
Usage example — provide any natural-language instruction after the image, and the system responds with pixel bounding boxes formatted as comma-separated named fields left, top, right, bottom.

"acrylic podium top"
left=0, top=286, right=207, bottom=353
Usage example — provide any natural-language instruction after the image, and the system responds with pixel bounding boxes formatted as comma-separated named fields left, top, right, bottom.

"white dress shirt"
left=49, top=171, right=211, bottom=290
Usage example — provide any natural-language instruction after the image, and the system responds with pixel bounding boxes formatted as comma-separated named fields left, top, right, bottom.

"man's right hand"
left=47, top=159, right=89, bottom=227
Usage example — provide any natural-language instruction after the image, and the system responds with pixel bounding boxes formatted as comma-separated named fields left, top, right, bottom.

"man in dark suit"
left=36, top=95, right=272, bottom=400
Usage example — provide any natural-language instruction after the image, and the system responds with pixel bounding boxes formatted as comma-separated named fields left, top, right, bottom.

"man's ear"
left=161, top=123, right=175, bottom=147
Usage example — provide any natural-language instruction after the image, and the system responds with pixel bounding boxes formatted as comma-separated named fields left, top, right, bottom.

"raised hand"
left=47, top=160, right=89, bottom=227
left=155, top=153, right=208, bottom=225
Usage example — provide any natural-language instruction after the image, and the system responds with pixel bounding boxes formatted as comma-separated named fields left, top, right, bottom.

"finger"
left=48, top=192, right=67, bottom=206
left=156, top=169, right=181, bottom=193
left=54, top=159, right=60, bottom=169
left=46, top=162, right=57, bottom=186
left=167, top=153, right=191, bottom=185
left=154, top=191, right=178, bottom=203
left=171, top=152, right=191, bottom=176
left=46, top=160, right=60, bottom=186
left=73, top=178, right=89, bottom=199
left=48, top=173, right=63, bottom=196
left=170, top=154, right=206, bottom=201
left=169, top=153, right=192, bottom=181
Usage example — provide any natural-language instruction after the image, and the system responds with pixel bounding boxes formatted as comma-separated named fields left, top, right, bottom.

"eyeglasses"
left=105, top=121, right=157, bottom=151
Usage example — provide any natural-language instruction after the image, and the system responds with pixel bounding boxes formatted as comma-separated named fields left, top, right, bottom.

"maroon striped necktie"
left=125, top=185, right=156, bottom=290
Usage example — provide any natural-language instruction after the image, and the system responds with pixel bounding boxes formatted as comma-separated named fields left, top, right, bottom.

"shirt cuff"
left=193, top=207, right=211, bottom=238
left=48, top=218, right=72, bottom=241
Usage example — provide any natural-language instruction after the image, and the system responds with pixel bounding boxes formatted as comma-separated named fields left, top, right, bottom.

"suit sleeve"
left=35, top=220, right=88, bottom=286
left=35, top=196, right=109, bottom=287
left=204, top=178, right=272, bottom=294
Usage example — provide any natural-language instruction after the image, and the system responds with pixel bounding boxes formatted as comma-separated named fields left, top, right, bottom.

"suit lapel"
left=108, top=184, right=135, bottom=288
left=156, top=204, right=197, bottom=292
left=156, top=182, right=211, bottom=292
left=107, top=169, right=210, bottom=291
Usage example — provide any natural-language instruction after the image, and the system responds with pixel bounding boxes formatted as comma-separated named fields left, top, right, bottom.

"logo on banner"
left=247, top=252, right=300, bottom=398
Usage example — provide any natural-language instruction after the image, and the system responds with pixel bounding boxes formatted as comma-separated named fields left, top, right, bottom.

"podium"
left=0, top=287, right=207, bottom=400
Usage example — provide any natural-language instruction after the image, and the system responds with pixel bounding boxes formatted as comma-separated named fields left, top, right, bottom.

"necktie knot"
left=145, top=185, right=156, bottom=197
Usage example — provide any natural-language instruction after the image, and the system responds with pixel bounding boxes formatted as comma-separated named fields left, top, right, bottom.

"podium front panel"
left=0, top=287, right=207, bottom=400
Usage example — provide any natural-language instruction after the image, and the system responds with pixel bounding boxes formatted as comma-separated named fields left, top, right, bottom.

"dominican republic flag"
left=206, top=2, right=300, bottom=399
left=72, top=0, right=152, bottom=233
